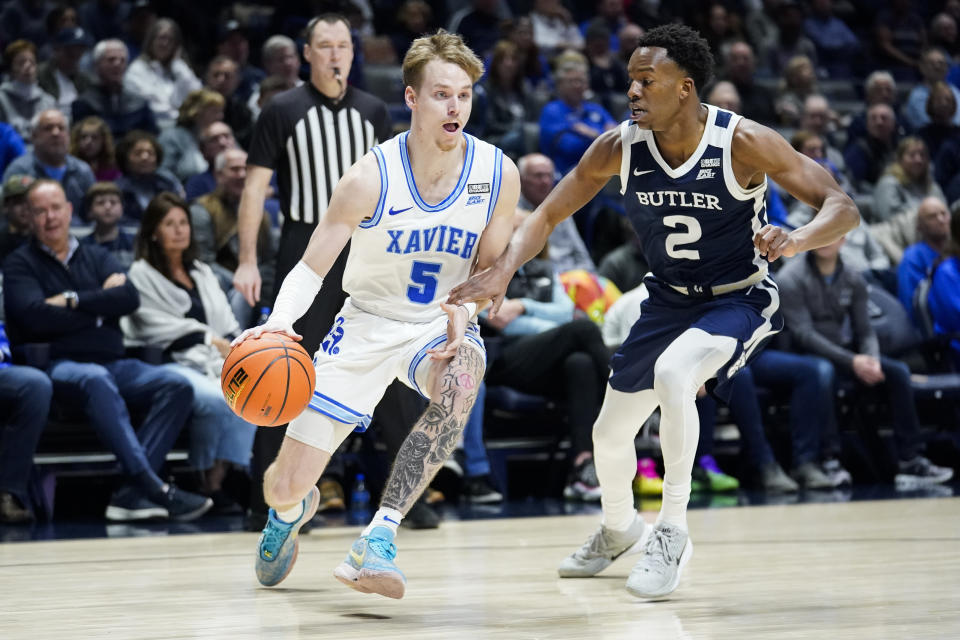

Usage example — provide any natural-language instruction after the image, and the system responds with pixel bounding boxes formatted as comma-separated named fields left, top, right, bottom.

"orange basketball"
left=220, top=333, right=315, bottom=426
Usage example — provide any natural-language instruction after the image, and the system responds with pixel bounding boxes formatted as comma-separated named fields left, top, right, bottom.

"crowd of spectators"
left=1, top=0, right=959, bottom=527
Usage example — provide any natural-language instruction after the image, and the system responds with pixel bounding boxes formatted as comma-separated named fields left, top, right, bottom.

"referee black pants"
left=248, top=223, right=424, bottom=517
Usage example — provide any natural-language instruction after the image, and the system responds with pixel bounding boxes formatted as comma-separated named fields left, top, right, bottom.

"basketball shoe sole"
left=334, top=526, right=406, bottom=599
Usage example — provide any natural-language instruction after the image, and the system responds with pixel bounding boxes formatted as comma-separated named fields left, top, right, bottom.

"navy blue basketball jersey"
left=618, top=104, right=768, bottom=289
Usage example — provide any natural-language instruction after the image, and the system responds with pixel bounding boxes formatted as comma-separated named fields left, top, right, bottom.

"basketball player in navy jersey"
left=449, top=24, right=859, bottom=599
left=233, top=31, right=520, bottom=599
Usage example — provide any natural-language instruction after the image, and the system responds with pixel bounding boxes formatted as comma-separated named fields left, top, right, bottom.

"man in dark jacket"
left=2, top=179, right=212, bottom=522
left=71, top=38, right=158, bottom=139
left=777, top=236, right=953, bottom=487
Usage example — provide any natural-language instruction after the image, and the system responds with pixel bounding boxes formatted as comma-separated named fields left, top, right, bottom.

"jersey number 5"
left=664, top=215, right=702, bottom=260
left=407, top=260, right=442, bottom=304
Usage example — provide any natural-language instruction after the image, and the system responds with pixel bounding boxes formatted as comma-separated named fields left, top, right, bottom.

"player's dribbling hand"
left=230, top=318, right=302, bottom=347
left=428, top=303, right=469, bottom=360
left=448, top=266, right=512, bottom=317
left=753, top=224, right=798, bottom=262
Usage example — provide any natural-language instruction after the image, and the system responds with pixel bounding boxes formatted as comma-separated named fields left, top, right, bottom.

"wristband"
left=457, top=302, right=477, bottom=318
left=271, top=261, right=324, bottom=326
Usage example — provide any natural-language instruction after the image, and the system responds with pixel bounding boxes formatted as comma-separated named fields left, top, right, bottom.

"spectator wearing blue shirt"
left=2, top=109, right=95, bottom=225
left=0, top=123, right=25, bottom=177
left=898, top=197, right=951, bottom=322
left=928, top=204, right=960, bottom=369
left=903, top=48, right=960, bottom=132
left=539, top=57, right=616, bottom=175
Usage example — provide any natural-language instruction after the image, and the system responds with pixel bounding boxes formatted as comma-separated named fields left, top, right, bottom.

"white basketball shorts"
left=286, top=298, right=484, bottom=446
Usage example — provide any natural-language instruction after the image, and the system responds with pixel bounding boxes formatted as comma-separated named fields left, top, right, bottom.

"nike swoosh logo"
left=634, top=169, right=654, bottom=176
left=383, top=515, right=400, bottom=525
left=388, top=206, right=413, bottom=215
left=350, top=549, right=365, bottom=565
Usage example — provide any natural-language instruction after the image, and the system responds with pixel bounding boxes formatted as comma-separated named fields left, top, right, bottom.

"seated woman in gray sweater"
left=122, top=191, right=256, bottom=510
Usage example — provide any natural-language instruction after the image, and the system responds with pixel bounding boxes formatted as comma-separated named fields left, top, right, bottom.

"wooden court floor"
left=1, top=497, right=958, bottom=640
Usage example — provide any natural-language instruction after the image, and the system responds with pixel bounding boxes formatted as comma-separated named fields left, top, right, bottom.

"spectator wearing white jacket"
left=122, top=191, right=255, bottom=510
left=124, top=18, right=201, bottom=130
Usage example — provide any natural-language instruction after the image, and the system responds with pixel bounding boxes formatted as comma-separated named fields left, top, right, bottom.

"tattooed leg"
left=381, top=345, right=485, bottom=513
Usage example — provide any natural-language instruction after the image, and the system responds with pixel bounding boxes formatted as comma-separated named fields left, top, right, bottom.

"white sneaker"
left=557, top=514, right=649, bottom=578
left=625, top=522, right=692, bottom=599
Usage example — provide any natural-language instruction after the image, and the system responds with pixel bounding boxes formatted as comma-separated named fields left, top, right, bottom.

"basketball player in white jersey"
left=232, top=31, right=520, bottom=599
left=450, top=24, right=860, bottom=599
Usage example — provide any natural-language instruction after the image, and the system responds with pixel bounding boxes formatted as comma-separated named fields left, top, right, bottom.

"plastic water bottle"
left=257, top=306, right=271, bottom=325
left=350, top=473, right=371, bottom=523
left=0, top=323, right=11, bottom=369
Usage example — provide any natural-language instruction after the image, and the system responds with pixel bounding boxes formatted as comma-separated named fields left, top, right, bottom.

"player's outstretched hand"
left=428, top=303, right=470, bottom=361
left=230, top=317, right=302, bottom=347
left=753, top=224, right=799, bottom=262
left=233, top=262, right=262, bottom=308
left=448, top=266, right=512, bottom=316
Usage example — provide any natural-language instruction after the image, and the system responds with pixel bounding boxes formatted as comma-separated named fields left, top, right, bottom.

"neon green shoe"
left=692, top=455, right=739, bottom=492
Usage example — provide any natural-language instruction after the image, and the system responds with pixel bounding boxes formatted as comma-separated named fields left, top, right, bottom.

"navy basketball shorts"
left=609, top=275, right=783, bottom=401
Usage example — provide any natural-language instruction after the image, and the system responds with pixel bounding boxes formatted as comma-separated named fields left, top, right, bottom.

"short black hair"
left=305, top=13, right=351, bottom=43
left=635, top=24, right=714, bottom=93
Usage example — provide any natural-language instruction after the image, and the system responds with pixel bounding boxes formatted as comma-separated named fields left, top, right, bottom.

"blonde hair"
left=177, top=89, right=225, bottom=128
left=402, top=30, right=484, bottom=90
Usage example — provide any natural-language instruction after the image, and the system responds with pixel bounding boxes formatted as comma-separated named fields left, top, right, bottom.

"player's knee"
left=653, top=358, right=689, bottom=399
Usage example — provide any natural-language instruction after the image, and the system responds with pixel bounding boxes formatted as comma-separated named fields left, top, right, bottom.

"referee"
left=234, top=14, right=425, bottom=528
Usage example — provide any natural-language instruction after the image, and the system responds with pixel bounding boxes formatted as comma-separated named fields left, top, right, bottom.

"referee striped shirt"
left=247, top=82, right=392, bottom=225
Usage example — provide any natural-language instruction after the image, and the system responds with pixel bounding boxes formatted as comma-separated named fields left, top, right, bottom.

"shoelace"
left=367, top=536, right=397, bottom=560
left=641, top=528, right=681, bottom=572
left=576, top=527, right=622, bottom=560
left=261, top=524, right=290, bottom=557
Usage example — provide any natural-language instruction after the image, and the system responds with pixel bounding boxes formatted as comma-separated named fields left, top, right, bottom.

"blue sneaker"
left=333, top=526, right=406, bottom=599
left=255, top=486, right=320, bottom=587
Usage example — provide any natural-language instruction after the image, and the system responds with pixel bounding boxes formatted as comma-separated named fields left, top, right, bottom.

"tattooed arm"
left=380, top=344, right=486, bottom=513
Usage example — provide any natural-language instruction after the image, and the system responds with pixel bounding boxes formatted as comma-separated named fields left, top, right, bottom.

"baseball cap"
left=52, top=27, right=93, bottom=48
left=218, top=19, right=245, bottom=42
left=1, top=175, right=35, bottom=204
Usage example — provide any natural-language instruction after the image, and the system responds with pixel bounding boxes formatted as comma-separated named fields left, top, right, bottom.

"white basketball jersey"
left=343, top=131, right=504, bottom=322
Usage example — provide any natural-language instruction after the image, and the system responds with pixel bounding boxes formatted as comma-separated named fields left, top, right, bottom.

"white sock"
left=275, top=501, right=304, bottom=524
left=594, top=386, right=659, bottom=532
left=363, top=507, right=403, bottom=537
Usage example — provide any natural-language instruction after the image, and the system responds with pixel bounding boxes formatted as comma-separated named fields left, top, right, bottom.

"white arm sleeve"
left=269, top=261, right=325, bottom=326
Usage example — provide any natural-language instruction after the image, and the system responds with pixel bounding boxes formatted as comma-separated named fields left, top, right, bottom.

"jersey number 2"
left=407, top=261, right=442, bottom=304
left=664, top=215, right=702, bottom=260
